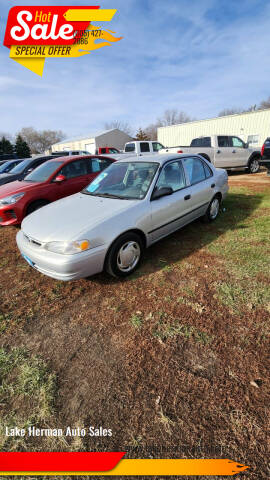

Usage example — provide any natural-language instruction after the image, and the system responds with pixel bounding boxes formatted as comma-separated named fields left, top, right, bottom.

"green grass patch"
left=130, top=314, right=143, bottom=329
left=0, top=347, right=57, bottom=450
left=215, top=281, right=270, bottom=314
left=154, top=321, right=212, bottom=345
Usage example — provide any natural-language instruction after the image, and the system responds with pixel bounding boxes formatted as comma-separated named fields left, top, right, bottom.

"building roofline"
left=158, top=108, right=270, bottom=130
left=52, top=128, right=125, bottom=146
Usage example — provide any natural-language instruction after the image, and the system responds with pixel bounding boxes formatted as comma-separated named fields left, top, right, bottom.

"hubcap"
left=210, top=198, right=219, bottom=219
left=250, top=159, right=259, bottom=173
left=117, top=241, right=141, bottom=272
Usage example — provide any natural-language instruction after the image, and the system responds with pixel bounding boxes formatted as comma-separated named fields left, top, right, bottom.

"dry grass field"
left=0, top=171, right=269, bottom=479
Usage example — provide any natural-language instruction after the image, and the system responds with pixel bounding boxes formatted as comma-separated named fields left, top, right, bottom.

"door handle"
left=216, top=150, right=221, bottom=154
left=211, top=183, right=215, bottom=188
left=184, top=194, right=191, bottom=200
left=232, top=150, right=236, bottom=153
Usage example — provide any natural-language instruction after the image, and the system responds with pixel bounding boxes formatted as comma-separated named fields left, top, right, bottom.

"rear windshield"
left=9, top=158, right=32, bottom=174
left=265, top=138, right=270, bottom=146
left=190, top=137, right=211, bottom=147
left=24, top=161, right=64, bottom=182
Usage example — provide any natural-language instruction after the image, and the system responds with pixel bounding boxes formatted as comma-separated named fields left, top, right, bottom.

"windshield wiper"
left=82, top=190, right=126, bottom=199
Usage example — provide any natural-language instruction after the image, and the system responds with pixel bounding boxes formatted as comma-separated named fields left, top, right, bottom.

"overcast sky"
left=1, top=0, right=270, bottom=138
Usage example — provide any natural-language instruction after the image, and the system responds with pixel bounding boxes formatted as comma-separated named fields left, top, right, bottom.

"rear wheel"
left=105, top=232, right=143, bottom=278
left=26, top=200, right=49, bottom=216
left=247, top=157, right=260, bottom=174
left=202, top=196, right=220, bottom=223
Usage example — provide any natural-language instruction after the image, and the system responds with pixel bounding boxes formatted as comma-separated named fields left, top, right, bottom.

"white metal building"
left=51, top=129, right=133, bottom=154
left=158, top=109, right=270, bottom=148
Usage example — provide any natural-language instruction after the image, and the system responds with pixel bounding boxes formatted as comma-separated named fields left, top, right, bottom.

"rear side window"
left=140, top=142, right=150, bottom=152
left=86, top=157, right=112, bottom=173
left=190, top=137, right=211, bottom=147
left=184, top=157, right=206, bottom=184
left=125, top=143, right=135, bottom=152
left=60, top=159, right=87, bottom=179
left=203, top=162, right=213, bottom=179
left=218, top=136, right=230, bottom=147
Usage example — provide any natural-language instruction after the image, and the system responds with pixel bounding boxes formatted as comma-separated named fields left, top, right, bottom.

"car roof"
left=44, top=154, right=115, bottom=165
left=113, top=153, right=199, bottom=165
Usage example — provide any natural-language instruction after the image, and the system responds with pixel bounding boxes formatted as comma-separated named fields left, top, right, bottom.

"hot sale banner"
left=3, top=6, right=123, bottom=76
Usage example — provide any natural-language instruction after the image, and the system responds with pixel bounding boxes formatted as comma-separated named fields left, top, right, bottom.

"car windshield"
left=0, top=161, right=20, bottom=173
left=9, top=158, right=32, bottom=174
left=24, top=161, right=65, bottom=182
left=83, top=161, right=159, bottom=200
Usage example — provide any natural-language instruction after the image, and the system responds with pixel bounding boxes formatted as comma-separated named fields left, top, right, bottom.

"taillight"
left=177, top=150, right=183, bottom=153
left=261, top=144, right=265, bottom=157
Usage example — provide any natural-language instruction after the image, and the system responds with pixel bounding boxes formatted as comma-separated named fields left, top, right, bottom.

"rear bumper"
left=16, top=230, right=108, bottom=281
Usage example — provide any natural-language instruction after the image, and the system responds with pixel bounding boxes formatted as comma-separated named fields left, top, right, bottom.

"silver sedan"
left=16, top=154, right=228, bottom=280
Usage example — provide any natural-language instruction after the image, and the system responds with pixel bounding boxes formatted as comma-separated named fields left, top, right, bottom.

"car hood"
left=21, top=192, right=138, bottom=242
left=0, top=180, right=42, bottom=198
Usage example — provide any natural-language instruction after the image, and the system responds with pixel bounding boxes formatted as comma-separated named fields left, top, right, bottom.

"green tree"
left=15, top=135, right=31, bottom=158
left=135, top=128, right=150, bottom=141
left=0, top=136, right=14, bottom=155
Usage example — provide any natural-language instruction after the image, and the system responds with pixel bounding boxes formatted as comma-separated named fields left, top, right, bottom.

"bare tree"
left=259, top=96, right=270, bottom=110
left=17, top=127, right=65, bottom=154
left=104, top=121, right=133, bottom=136
left=157, top=109, right=192, bottom=126
left=218, top=108, right=244, bottom=117
left=143, top=109, right=192, bottom=141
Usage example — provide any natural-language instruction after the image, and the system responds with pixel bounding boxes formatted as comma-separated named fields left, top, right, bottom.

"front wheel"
left=202, top=196, right=220, bottom=223
left=247, top=157, right=260, bottom=174
left=105, top=233, right=144, bottom=278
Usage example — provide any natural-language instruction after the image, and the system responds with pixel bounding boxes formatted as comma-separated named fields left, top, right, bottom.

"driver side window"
left=156, top=161, right=186, bottom=192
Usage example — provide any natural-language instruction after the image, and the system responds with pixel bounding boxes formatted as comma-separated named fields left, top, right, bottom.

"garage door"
left=85, top=143, right=96, bottom=154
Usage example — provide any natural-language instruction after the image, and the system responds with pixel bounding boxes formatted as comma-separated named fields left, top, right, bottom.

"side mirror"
left=244, top=143, right=249, bottom=149
left=151, top=186, right=173, bottom=200
left=54, top=174, right=66, bottom=183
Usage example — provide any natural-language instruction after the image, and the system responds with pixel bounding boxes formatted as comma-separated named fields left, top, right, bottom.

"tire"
left=105, top=232, right=144, bottom=278
left=202, top=196, right=221, bottom=223
left=26, top=200, right=49, bottom=216
left=247, top=157, right=260, bottom=174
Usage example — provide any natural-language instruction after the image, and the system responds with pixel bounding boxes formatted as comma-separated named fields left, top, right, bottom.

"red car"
left=0, top=155, right=115, bottom=226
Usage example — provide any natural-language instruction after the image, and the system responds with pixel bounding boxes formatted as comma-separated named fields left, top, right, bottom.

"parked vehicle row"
left=161, top=135, right=261, bottom=173
left=0, top=155, right=115, bottom=226
left=16, top=154, right=229, bottom=281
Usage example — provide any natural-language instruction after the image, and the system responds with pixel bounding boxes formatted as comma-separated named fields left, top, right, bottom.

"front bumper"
left=16, top=230, right=108, bottom=281
left=0, top=205, right=19, bottom=225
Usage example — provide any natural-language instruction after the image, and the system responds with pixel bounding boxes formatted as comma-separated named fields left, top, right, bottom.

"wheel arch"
left=248, top=152, right=261, bottom=163
left=24, top=198, right=51, bottom=216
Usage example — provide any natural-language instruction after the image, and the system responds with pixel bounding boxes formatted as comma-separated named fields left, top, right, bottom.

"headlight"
left=45, top=239, right=90, bottom=255
left=0, top=193, right=25, bottom=205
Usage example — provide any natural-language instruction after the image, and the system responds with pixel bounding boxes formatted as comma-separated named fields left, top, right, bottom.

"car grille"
left=23, top=233, right=42, bottom=247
